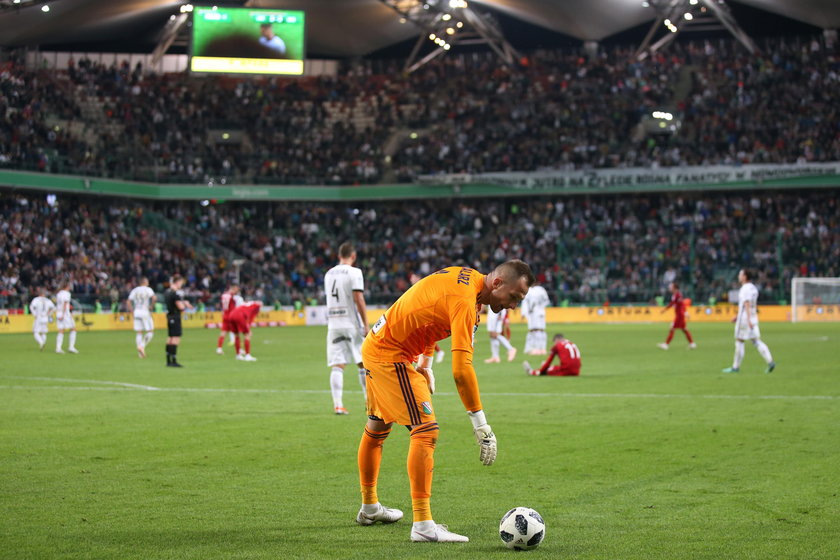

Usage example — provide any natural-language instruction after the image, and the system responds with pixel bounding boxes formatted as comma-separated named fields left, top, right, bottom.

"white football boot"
left=356, top=503, right=403, bottom=526
left=410, top=521, right=469, bottom=543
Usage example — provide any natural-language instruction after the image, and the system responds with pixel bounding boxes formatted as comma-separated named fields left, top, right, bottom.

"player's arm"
left=451, top=350, right=497, bottom=466
left=127, top=297, right=135, bottom=314
left=352, top=290, right=368, bottom=335
left=538, top=345, right=558, bottom=375
left=416, top=349, right=436, bottom=393
left=743, top=300, right=752, bottom=328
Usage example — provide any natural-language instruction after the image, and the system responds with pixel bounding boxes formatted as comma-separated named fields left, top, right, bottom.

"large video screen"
left=190, top=7, right=305, bottom=75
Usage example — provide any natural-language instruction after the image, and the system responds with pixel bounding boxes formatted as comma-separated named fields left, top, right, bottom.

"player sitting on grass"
left=523, top=333, right=581, bottom=376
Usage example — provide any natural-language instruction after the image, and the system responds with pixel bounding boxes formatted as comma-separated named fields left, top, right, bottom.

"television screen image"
left=190, top=6, right=305, bottom=75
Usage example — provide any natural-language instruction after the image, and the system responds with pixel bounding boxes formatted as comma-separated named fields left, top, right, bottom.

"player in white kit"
left=722, top=269, right=776, bottom=374
left=324, top=242, right=369, bottom=415
left=484, top=306, right=516, bottom=363
left=55, top=280, right=78, bottom=354
left=30, top=287, right=56, bottom=351
left=127, top=277, right=157, bottom=358
left=521, top=283, right=550, bottom=355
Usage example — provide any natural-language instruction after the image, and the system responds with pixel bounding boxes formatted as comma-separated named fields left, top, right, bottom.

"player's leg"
left=486, top=332, right=500, bottom=363
left=356, top=358, right=403, bottom=526
left=217, top=329, right=227, bottom=354
left=682, top=328, right=696, bottom=348
left=143, top=316, right=154, bottom=348
left=723, top=338, right=745, bottom=373
left=751, top=337, right=775, bottom=372
left=496, top=332, right=515, bottom=360
left=56, top=328, right=65, bottom=353
left=68, top=328, right=78, bottom=353
left=328, top=330, right=349, bottom=413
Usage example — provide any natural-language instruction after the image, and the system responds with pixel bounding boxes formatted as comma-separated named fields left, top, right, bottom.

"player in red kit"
left=228, top=301, right=261, bottom=361
left=522, top=334, right=581, bottom=376
left=658, top=282, right=696, bottom=350
left=216, top=284, right=242, bottom=355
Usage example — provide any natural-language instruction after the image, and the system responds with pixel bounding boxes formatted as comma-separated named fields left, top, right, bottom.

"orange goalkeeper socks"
left=358, top=426, right=391, bottom=504
left=408, top=423, right=439, bottom=522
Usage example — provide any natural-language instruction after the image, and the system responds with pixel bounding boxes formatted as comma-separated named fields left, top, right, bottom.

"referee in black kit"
left=165, top=275, right=193, bottom=367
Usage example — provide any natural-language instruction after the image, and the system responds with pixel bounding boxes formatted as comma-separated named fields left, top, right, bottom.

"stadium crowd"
left=1, top=189, right=837, bottom=310
left=1, top=35, right=838, bottom=184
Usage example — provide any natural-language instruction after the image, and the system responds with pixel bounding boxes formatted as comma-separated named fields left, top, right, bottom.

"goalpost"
left=791, top=278, right=840, bottom=322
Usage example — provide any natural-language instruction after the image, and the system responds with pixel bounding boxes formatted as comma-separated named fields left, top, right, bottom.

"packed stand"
left=3, top=35, right=838, bottom=185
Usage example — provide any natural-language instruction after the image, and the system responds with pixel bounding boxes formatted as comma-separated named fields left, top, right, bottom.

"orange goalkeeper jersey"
left=366, top=266, right=483, bottom=364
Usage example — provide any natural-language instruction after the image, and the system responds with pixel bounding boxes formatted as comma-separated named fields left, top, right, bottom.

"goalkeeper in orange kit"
left=355, top=260, right=535, bottom=543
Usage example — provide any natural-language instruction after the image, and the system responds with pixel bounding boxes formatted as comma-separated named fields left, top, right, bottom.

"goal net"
left=791, top=277, right=840, bottom=322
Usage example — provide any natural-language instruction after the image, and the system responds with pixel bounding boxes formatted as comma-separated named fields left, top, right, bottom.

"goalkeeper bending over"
left=355, top=260, right=534, bottom=543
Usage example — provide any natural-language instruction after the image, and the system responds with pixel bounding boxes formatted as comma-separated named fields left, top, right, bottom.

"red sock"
left=234, top=337, right=241, bottom=354
left=666, top=329, right=675, bottom=344
left=683, top=329, right=694, bottom=343
left=217, top=335, right=224, bottom=349
left=244, top=339, right=251, bottom=354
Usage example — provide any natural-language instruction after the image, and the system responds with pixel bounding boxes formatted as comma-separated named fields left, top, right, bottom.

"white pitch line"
left=0, top=378, right=836, bottom=401
left=2, top=376, right=160, bottom=391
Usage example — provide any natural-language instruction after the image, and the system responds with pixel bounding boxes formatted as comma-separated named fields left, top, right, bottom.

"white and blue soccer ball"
left=499, top=507, right=545, bottom=550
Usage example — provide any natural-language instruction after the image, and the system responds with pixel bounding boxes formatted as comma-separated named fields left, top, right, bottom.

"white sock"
left=538, top=331, right=547, bottom=352
left=524, top=332, right=534, bottom=353
left=136, top=333, right=144, bottom=348
left=497, top=335, right=513, bottom=351
left=330, top=367, right=344, bottom=408
left=490, top=338, right=500, bottom=359
left=754, top=339, right=773, bottom=364
left=69, top=331, right=77, bottom=349
left=56, top=332, right=64, bottom=351
left=35, top=333, right=45, bottom=346
left=733, top=340, right=745, bottom=369
left=358, top=367, right=367, bottom=401
left=144, top=331, right=154, bottom=346
left=229, top=332, right=236, bottom=343
left=413, top=520, right=436, bottom=531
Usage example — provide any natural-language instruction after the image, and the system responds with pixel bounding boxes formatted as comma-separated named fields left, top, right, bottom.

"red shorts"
left=229, top=318, right=250, bottom=335
left=222, top=318, right=234, bottom=332
left=672, top=315, right=686, bottom=329
left=546, top=366, right=579, bottom=377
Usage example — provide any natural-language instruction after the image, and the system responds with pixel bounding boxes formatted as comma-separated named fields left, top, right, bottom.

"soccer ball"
left=499, top=507, right=545, bottom=550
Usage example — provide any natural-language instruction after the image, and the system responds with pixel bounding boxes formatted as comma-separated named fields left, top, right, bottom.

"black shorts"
left=167, top=314, right=182, bottom=337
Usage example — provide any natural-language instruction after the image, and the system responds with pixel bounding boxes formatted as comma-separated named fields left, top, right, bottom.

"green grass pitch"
left=1, top=322, right=838, bottom=559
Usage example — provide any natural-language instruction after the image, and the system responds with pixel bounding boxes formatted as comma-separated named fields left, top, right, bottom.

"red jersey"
left=665, top=290, right=686, bottom=318
left=229, top=302, right=260, bottom=323
left=538, top=338, right=581, bottom=376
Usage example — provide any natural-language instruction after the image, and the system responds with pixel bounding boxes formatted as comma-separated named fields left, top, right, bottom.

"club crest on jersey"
left=421, top=402, right=433, bottom=415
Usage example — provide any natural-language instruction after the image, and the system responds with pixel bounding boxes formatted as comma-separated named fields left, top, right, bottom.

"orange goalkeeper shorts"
left=363, top=355, right=436, bottom=427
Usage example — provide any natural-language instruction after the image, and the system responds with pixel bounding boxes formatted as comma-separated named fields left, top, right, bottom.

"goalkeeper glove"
left=468, top=410, right=497, bottom=466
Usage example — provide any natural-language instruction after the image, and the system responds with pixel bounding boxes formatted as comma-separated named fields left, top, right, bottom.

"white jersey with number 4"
left=735, top=282, right=760, bottom=339
left=30, top=296, right=56, bottom=332
left=325, top=264, right=365, bottom=331
left=56, top=289, right=75, bottom=330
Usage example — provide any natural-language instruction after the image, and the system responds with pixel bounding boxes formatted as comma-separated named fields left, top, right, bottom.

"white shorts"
left=735, top=322, right=760, bottom=340
left=327, top=328, right=364, bottom=367
left=134, top=315, right=154, bottom=332
left=486, top=312, right=506, bottom=333
left=33, top=319, right=49, bottom=334
left=57, top=314, right=76, bottom=330
left=526, top=311, right=546, bottom=330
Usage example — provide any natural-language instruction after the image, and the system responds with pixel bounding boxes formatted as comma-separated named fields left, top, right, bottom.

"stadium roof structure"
left=0, top=0, right=837, bottom=57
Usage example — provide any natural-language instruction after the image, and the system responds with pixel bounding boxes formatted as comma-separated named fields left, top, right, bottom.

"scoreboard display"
left=190, top=7, right=305, bottom=75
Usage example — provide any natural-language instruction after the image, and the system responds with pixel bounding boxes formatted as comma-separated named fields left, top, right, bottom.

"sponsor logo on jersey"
left=421, top=401, right=433, bottom=415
